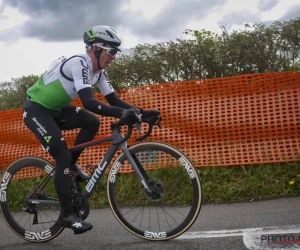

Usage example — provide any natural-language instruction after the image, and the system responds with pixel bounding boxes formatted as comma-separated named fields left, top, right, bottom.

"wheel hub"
left=144, top=178, right=166, bottom=202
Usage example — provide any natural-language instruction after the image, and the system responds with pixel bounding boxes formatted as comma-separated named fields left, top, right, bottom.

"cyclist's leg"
left=23, top=100, right=73, bottom=217
left=58, top=104, right=100, bottom=164
left=23, top=100, right=92, bottom=233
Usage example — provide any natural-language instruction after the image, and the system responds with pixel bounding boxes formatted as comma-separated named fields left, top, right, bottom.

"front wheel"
left=107, top=141, right=202, bottom=241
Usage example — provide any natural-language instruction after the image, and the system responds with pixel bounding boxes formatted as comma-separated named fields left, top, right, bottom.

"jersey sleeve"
left=97, top=70, right=115, bottom=96
left=65, top=56, right=92, bottom=92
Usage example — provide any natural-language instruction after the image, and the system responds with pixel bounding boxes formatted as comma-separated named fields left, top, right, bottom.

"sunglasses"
left=96, top=46, right=119, bottom=57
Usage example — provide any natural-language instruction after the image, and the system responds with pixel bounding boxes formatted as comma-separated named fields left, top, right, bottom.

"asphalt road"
left=0, top=196, right=300, bottom=250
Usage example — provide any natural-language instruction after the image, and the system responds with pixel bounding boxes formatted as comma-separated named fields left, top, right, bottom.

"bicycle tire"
left=107, top=141, right=202, bottom=241
left=0, top=156, right=64, bottom=243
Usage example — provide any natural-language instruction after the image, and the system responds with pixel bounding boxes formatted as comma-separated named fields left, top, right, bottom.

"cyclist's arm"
left=97, top=70, right=133, bottom=109
left=70, top=58, right=123, bottom=118
left=78, top=88, right=123, bottom=118
left=105, top=91, right=160, bottom=119
left=105, top=92, right=133, bottom=109
left=96, top=70, right=159, bottom=118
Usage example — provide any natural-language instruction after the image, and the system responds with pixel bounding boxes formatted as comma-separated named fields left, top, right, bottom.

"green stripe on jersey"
left=27, top=76, right=72, bottom=110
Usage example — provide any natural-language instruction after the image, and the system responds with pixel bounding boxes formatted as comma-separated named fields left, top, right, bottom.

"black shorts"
left=22, top=98, right=100, bottom=156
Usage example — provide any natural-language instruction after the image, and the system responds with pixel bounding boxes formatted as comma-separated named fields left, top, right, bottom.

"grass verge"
left=199, top=161, right=300, bottom=204
left=2, top=161, right=300, bottom=211
left=87, top=161, right=300, bottom=207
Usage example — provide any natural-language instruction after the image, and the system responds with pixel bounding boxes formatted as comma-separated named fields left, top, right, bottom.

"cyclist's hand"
left=139, top=108, right=162, bottom=119
left=119, top=108, right=142, bottom=126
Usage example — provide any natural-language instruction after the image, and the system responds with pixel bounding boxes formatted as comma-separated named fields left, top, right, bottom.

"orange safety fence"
left=0, top=71, right=299, bottom=175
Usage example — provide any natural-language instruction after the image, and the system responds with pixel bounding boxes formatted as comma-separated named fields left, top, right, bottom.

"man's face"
left=94, top=45, right=118, bottom=70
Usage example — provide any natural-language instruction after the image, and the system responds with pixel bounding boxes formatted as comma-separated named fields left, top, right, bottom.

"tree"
left=0, top=75, right=39, bottom=110
left=1, top=18, right=300, bottom=110
left=107, top=17, right=300, bottom=85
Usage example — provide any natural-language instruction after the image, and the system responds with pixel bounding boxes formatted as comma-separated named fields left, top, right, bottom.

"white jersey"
left=27, top=54, right=114, bottom=110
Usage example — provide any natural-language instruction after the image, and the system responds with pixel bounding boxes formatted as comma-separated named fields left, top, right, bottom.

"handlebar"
left=111, top=114, right=162, bottom=145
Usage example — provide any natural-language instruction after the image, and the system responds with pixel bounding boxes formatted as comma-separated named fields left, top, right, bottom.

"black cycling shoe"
left=59, top=213, right=93, bottom=235
left=70, top=164, right=90, bottom=181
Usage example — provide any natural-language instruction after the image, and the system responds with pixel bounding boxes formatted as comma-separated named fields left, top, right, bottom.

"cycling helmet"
left=83, top=25, right=121, bottom=70
left=83, top=25, right=122, bottom=49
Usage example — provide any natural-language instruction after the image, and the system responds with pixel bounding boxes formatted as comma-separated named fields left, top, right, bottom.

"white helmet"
left=83, top=25, right=122, bottom=50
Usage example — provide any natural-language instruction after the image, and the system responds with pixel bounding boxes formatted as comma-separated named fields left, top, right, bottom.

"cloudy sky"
left=0, top=0, right=299, bottom=82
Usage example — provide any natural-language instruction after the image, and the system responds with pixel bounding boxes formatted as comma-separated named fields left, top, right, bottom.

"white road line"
left=178, top=225, right=300, bottom=250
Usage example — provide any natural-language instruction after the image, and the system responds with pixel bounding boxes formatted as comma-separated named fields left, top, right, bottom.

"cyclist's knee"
left=88, top=114, right=100, bottom=132
left=49, top=145, right=72, bottom=167
left=58, top=150, right=72, bottom=165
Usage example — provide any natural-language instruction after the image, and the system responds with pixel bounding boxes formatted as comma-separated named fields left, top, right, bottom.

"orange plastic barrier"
left=0, top=71, right=299, bottom=174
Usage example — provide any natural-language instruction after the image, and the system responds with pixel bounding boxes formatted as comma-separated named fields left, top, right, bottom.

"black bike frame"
left=26, top=129, right=151, bottom=207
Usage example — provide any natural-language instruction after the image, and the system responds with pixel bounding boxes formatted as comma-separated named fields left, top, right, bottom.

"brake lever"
left=112, top=107, right=145, bottom=145
left=136, top=123, right=144, bottom=134
left=135, top=115, right=162, bottom=141
left=157, top=115, right=162, bottom=130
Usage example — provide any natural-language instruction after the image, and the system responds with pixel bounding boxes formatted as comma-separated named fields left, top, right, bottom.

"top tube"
left=69, top=134, right=115, bottom=152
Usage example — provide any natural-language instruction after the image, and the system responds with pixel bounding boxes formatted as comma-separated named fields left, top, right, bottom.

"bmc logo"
left=86, top=160, right=107, bottom=193
left=80, top=60, right=90, bottom=84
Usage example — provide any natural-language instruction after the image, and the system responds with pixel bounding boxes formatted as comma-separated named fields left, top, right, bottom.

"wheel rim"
left=108, top=142, right=202, bottom=240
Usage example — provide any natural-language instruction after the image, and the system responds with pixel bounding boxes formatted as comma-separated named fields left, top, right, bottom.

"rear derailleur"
left=22, top=189, right=47, bottom=225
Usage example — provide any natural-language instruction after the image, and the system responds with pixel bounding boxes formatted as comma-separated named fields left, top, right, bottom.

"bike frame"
left=26, top=128, right=151, bottom=207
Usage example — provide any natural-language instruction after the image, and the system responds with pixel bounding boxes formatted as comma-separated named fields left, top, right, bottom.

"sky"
left=0, top=0, right=299, bottom=83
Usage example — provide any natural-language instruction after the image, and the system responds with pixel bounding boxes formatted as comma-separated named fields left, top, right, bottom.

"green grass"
left=83, top=161, right=300, bottom=207
left=5, top=174, right=57, bottom=210
left=82, top=166, right=194, bottom=208
left=200, top=162, right=300, bottom=203
left=2, top=162, right=300, bottom=211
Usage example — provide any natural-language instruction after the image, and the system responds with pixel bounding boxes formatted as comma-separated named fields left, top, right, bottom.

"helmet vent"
left=110, top=27, right=117, bottom=33
left=105, top=30, right=115, bottom=39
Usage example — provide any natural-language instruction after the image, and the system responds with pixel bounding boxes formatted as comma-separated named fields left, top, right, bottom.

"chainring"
left=70, top=192, right=90, bottom=220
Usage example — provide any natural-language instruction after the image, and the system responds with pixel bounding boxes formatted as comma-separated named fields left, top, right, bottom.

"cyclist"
left=22, top=25, right=160, bottom=234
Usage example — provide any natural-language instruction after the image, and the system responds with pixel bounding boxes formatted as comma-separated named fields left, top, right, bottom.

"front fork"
left=120, top=143, right=152, bottom=194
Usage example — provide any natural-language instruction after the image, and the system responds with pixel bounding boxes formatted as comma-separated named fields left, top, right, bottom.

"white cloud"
left=0, top=5, right=28, bottom=31
left=0, top=38, right=83, bottom=82
left=222, top=0, right=260, bottom=14
left=130, top=0, right=172, bottom=19
left=0, top=0, right=299, bottom=82
left=187, top=0, right=300, bottom=34
left=186, top=0, right=260, bottom=34
left=260, top=0, right=300, bottom=21
left=187, top=10, right=222, bottom=34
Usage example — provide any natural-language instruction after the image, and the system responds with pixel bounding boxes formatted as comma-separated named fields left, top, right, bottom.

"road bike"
left=0, top=115, right=202, bottom=242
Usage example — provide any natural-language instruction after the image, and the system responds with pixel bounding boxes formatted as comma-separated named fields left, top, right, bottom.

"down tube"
left=82, top=144, right=119, bottom=199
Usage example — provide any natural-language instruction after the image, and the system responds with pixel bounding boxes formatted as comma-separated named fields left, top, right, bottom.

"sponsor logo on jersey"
left=80, top=60, right=90, bottom=84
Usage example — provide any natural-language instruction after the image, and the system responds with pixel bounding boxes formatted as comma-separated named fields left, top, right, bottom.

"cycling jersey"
left=27, top=54, right=115, bottom=110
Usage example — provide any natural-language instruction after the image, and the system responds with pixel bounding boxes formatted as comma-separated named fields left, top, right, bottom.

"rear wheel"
left=0, top=156, right=64, bottom=242
left=107, top=141, right=202, bottom=241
